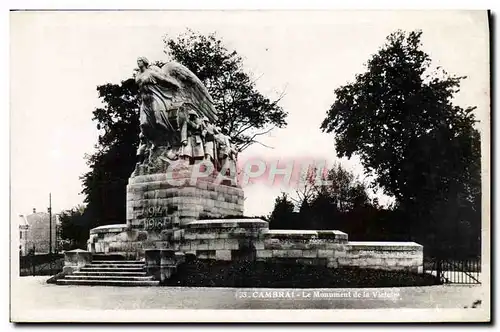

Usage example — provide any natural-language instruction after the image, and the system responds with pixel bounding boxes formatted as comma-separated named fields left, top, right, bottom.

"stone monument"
left=89, top=57, right=244, bottom=257
left=81, top=57, right=423, bottom=286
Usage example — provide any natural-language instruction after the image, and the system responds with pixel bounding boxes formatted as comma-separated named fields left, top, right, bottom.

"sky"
left=10, top=10, right=489, bottom=221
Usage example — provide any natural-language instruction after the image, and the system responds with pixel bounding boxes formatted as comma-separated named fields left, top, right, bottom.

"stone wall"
left=177, top=220, right=422, bottom=272
left=87, top=224, right=184, bottom=259
left=181, top=219, right=268, bottom=261
left=87, top=224, right=131, bottom=255
left=88, top=219, right=423, bottom=273
left=342, top=242, right=424, bottom=273
left=256, top=229, right=348, bottom=268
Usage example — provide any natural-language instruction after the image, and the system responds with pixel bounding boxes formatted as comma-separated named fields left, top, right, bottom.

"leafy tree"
left=58, top=205, right=90, bottom=250
left=81, top=79, right=140, bottom=227
left=164, top=30, right=288, bottom=150
left=269, top=193, right=297, bottom=229
left=289, top=165, right=319, bottom=210
left=81, top=31, right=288, bottom=227
left=320, top=30, right=481, bottom=255
left=297, top=163, right=373, bottom=230
left=270, top=163, right=373, bottom=231
left=318, top=164, right=372, bottom=213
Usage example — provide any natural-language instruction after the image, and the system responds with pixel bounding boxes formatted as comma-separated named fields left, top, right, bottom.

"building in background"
left=19, top=215, right=29, bottom=256
left=19, top=208, right=59, bottom=255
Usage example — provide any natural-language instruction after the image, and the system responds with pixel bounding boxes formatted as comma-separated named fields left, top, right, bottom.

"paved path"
left=12, top=276, right=485, bottom=312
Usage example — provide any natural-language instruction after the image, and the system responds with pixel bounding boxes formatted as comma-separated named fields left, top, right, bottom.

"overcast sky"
left=10, top=10, right=489, bottom=220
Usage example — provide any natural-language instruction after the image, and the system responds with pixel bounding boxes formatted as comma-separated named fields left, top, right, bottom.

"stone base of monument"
left=81, top=161, right=424, bottom=285
left=180, top=221, right=423, bottom=272
left=144, top=249, right=186, bottom=284
left=181, top=219, right=269, bottom=261
left=126, top=165, right=244, bottom=228
left=87, top=224, right=182, bottom=260
left=86, top=217, right=424, bottom=285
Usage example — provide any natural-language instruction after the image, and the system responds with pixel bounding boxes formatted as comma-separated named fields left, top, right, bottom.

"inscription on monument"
left=143, top=217, right=172, bottom=231
left=140, top=206, right=174, bottom=231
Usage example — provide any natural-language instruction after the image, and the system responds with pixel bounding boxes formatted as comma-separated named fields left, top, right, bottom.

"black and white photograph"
left=9, top=9, right=490, bottom=323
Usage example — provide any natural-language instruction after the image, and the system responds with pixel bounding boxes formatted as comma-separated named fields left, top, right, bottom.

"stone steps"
left=56, top=260, right=159, bottom=286
left=56, top=279, right=159, bottom=286
left=65, top=275, right=155, bottom=281
left=73, top=271, right=148, bottom=277
left=79, top=267, right=145, bottom=272
left=91, top=260, right=143, bottom=264
left=83, top=264, right=145, bottom=268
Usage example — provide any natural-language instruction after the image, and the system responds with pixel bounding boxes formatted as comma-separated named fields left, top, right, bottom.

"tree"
left=270, top=163, right=374, bottom=231
left=318, top=164, right=371, bottom=213
left=81, top=31, right=288, bottom=227
left=320, top=30, right=481, bottom=255
left=81, top=79, right=140, bottom=227
left=289, top=165, right=319, bottom=211
left=269, top=193, right=297, bottom=229
left=298, top=163, right=373, bottom=230
left=164, top=30, right=288, bottom=150
left=58, top=205, right=90, bottom=250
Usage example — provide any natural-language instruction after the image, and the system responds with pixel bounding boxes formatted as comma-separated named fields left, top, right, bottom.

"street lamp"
left=48, top=193, right=52, bottom=255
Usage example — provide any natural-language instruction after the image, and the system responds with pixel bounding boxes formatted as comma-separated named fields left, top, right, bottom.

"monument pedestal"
left=120, top=164, right=244, bottom=256
left=127, top=166, right=244, bottom=227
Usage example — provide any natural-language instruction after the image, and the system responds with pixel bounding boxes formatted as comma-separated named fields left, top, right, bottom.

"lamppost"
left=48, top=193, right=52, bottom=255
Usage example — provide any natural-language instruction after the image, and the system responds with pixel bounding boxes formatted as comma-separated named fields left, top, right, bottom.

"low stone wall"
left=179, top=222, right=422, bottom=272
left=87, top=219, right=423, bottom=272
left=144, top=249, right=184, bottom=283
left=47, top=249, right=93, bottom=284
left=181, top=219, right=268, bottom=261
left=87, top=224, right=180, bottom=259
left=63, top=249, right=92, bottom=269
left=87, top=224, right=157, bottom=259
left=342, top=241, right=424, bottom=273
left=87, top=224, right=130, bottom=254
left=256, top=229, right=348, bottom=268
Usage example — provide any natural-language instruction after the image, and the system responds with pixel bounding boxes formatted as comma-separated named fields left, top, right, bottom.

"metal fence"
left=19, top=253, right=64, bottom=276
left=424, top=257, right=481, bottom=284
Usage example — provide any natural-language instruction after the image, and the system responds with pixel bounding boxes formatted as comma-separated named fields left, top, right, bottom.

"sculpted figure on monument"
left=214, top=126, right=229, bottom=170
left=135, top=57, right=180, bottom=152
left=227, top=140, right=239, bottom=182
left=133, top=56, right=219, bottom=171
left=180, top=109, right=205, bottom=163
left=213, top=127, right=238, bottom=181
left=201, top=116, right=216, bottom=164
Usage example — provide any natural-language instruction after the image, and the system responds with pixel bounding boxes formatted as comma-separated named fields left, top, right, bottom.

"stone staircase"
left=56, top=260, right=159, bottom=286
